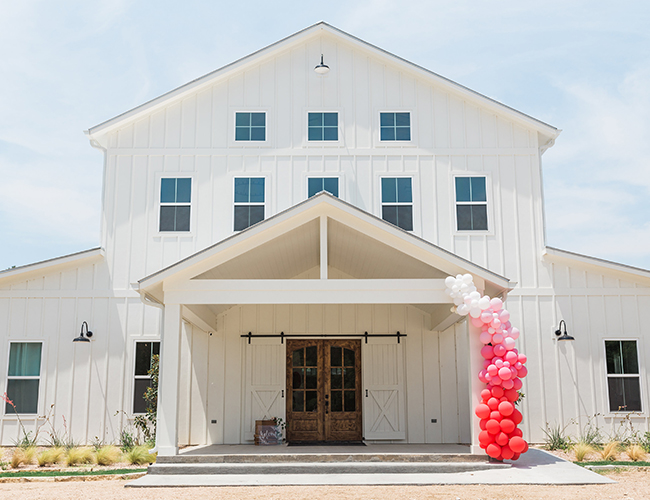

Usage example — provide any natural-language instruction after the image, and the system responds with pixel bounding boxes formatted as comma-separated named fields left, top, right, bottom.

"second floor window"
left=234, top=177, right=265, bottom=231
left=455, top=176, right=488, bottom=231
left=308, top=177, right=339, bottom=198
left=160, top=178, right=191, bottom=232
left=380, top=112, right=410, bottom=141
left=605, top=340, right=641, bottom=412
left=235, top=112, right=266, bottom=141
left=381, top=177, right=413, bottom=231
left=308, top=112, right=338, bottom=141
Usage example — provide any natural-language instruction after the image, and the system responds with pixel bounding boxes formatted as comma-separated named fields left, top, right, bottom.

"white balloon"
left=462, top=273, right=473, bottom=284
left=445, top=277, right=456, bottom=288
left=469, top=307, right=481, bottom=318
left=478, top=296, right=491, bottom=310
left=469, top=291, right=481, bottom=300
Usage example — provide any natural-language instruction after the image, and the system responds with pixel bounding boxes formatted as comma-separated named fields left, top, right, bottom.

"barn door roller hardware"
left=241, top=331, right=405, bottom=344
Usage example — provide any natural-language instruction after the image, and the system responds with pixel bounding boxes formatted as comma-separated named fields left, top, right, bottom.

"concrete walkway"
left=128, top=448, right=614, bottom=486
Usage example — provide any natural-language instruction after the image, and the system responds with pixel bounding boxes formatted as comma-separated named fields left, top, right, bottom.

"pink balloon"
left=471, top=317, right=484, bottom=328
left=480, top=331, right=492, bottom=344
left=487, top=365, right=498, bottom=377
left=491, top=386, right=504, bottom=398
left=493, top=344, right=506, bottom=357
left=483, top=359, right=491, bottom=368
left=481, top=345, right=494, bottom=359
left=504, top=337, right=516, bottom=350
left=499, top=309, right=510, bottom=322
left=478, top=370, right=488, bottom=383
left=498, top=401, right=514, bottom=416
left=505, top=351, right=518, bottom=364
left=490, top=298, right=503, bottom=311
left=491, top=318, right=501, bottom=329
left=498, top=367, right=512, bottom=380
left=513, top=378, right=523, bottom=390
left=495, top=359, right=504, bottom=368
left=518, top=353, right=527, bottom=364
left=502, top=378, right=514, bottom=390
left=481, top=311, right=493, bottom=323
left=492, top=334, right=504, bottom=345
left=491, top=376, right=502, bottom=385
left=517, top=366, right=528, bottom=378
left=481, top=389, right=492, bottom=401
left=510, top=328, right=520, bottom=340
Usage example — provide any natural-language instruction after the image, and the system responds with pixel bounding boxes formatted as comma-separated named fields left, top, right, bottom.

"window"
left=308, top=112, right=338, bottom=141
left=455, top=176, right=488, bottom=231
left=234, top=177, right=265, bottom=231
left=381, top=177, right=413, bottom=231
left=5, top=342, right=42, bottom=414
left=159, top=178, right=191, bottom=232
left=235, top=112, right=266, bottom=141
left=605, top=340, right=641, bottom=412
left=308, top=177, right=339, bottom=198
left=380, top=112, right=410, bottom=141
left=133, top=341, right=160, bottom=414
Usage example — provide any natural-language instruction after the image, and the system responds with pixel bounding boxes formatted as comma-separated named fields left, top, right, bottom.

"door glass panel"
left=331, top=391, right=343, bottom=412
left=292, top=348, right=304, bottom=367
left=331, top=346, right=342, bottom=366
left=293, top=368, right=304, bottom=389
left=306, top=368, right=317, bottom=389
left=292, top=391, right=304, bottom=412
left=306, top=345, right=318, bottom=366
left=306, top=391, right=318, bottom=412
left=344, top=348, right=355, bottom=367
left=343, top=367, right=355, bottom=389
left=331, top=367, right=342, bottom=389
left=344, top=390, right=356, bottom=412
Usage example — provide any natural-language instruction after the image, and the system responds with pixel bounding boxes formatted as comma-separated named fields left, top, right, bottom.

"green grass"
left=576, top=461, right=650, bottom=466
left=0, top=467, right=146, bottom=478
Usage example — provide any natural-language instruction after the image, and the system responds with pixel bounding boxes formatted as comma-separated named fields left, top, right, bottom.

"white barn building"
left=2, top=22, right=649, bottom=456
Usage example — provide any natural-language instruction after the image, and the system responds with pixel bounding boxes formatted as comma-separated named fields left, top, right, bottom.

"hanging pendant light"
left=314, top=54, right=330, bottom=75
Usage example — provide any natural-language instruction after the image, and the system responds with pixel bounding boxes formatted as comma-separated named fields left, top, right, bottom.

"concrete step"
left=147, top=461, right=509, bottom=475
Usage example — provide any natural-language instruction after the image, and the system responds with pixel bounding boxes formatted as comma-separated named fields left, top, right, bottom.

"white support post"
left=467, top=318, right=484, bottom=454
left=156, top=303, right=182, bottom=456
left=320, top=215, right=328, bottom=280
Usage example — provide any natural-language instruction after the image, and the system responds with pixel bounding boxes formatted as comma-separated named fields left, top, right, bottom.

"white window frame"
left=305, top=176, right=341, bottom=199
left=306, top=111, right=342, bottom=144
left=5, top=340, right=43, bottom=416
left=379, top=175, right=415, bottom=232
left=233, top=111, right=268, bottom=143
left=233, top=176, right=267, bottom=232
left=603, top=338, right=643, bottom=415
left=157, top=175, right=194, bottom=234
left=132, top=340, right=160, bottom=416
left=452, top=173, right=492, bottom=234
left=377, top=110, right=413, bottom=144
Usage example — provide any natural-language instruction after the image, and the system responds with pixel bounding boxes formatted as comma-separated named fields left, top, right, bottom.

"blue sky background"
left=1, top=1, right=649, bottom=270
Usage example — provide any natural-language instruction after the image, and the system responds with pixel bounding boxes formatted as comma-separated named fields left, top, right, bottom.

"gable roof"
left=86, top=22, right=559, bottom=144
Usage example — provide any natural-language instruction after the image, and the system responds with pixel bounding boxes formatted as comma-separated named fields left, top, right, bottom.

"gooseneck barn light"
left=73, top=321, right=93, bottom=343
left=555, top=320, right=574, bottom=341
left=314, top=54, right=330, bottom=75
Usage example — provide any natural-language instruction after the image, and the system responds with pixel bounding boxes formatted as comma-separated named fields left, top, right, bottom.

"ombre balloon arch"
left=445, top=274, right=529, bottom=461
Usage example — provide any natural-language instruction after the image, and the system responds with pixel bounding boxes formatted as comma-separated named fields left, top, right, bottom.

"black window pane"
left=455, top=177, right=471, bottom=202
left=382, top=206, right=398, bottom=226
left=159, top=206, right=176, bottom=231
left=250, top=127, right=265, bottom=141
left=236, top=113, right=250, bottom=126
left=470, top=177, right=487, bottom=202
left=324, top=113, right=338, bottom=126
left=292, top=391, right=304, bottom=412
left=397, top=206, right=413, bottom=231
left=6, top=379, right=39, bottom=414
left=623, top=378, right=642, bottom=411
left=251, top=113, right=265, bottom=127
left=331, top=367, right=342, bottom=389
left=306, top=368, right=317, bottom=389
left=380, top=113, right=394, bottom=126
left=395, top=113, right=410, bottom=127
left=344, top=348, right=355, bottom=367
left=331, top=347, right=342, bottom=366
left=292, top=348, right=304, bottom=367
left=175, top=206, right=191, bottom=231
left=457, top=205, right=472, bottom=230
left=622, top=341, right=639, bottom=374
left=308, top=127, right=322, bottom=141
left=234, top=178, right=250, bottom=203
left=608, top=377, right=642, bottom=412
left=249, top=178, right=265, bottom=202
left=381, top=178, right=397, bottom=203
left=293, top=368, right=304, bottom=389
left=344, top=390, right=356, bottom=412
left=395, top=127, right=411, bottom=141
left=235, top=205, right=264, bottom=231
left=133, top=378, right=151, bottom=414
left=152, top=342, right=160, bottom=356
left=605, top=341, right=622, bottom=374
left=305, top=391, right=318, bottom=412
left=305, top=345, right=318, bottom=366
left=249, top=205, right=265, bottom=226
left=160, top=178, right=176, bottom=203
left=323, top=127, right=338, bottom=141
left=471, top=205, right=488, bottom=231
left=135, top=342, right=152, bottom=376
left=176, top=178, right=192, bottom=203
left=308, top=113, right=322, bottom=126
left=323, top=177, right=338, bottom=197
left=235, top=127, right=250, bottom=141
left=380, top=127, right=395, bottom=141
left=397, top=178, right=412, bottom=203
left=331, top=391, right=343, bottom=412
left=343, top=367, right=355, bottom=389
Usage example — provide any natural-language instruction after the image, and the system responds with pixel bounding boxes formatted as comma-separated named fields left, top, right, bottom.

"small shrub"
left=11, top=446, right=36, bottom=468
left=626, top=443, right=647, bottom=462
left=542, top=422, right=572, bottom=451
left=599, top=441, right=620, bottom=461
left=95, top=446, right=122, bottom=466
left=640, top=432, right=650, bottom=453
left=119, top=429, right=136, bottom=452
left=572, top=442, right=595, bottom=462
left=38, top=447, right=65, bottom=466
left=124, top=446, right=156, bottom=465
left=66, top=447, right=94, bottom=466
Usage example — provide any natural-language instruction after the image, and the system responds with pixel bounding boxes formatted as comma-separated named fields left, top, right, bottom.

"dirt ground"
left=0, top=468, right=648, bottom=500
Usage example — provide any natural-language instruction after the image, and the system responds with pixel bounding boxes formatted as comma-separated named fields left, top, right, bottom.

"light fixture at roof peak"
left=314, top=54, right=330, bottom=75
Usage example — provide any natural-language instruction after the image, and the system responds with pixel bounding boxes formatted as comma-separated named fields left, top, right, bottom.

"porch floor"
left=178, top=443, right=471, bottom=456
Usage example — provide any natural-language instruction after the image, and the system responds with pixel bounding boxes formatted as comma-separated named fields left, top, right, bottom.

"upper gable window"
left=308, top=177, right=339, bottom=198
left=235, top=112, right=266, bottom=141
left=308, top=112, right=338, bottom=141
left=381, top=177, right=413, bottom=231
left=234, top=177, right=265, bottom=231
left=605, top=340, right=641, bottom=412
left=160, top=178, right=191, bottom=232
left=455, top=177, right=488, bottom=231
left=6, top=342, right=42, bottom=414
left=380, top=112, right=410, bottom=141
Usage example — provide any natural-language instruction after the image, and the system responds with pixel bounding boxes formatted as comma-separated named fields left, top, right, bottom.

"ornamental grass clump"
left=124, top=446, right=156, bottom=465
left=599, top=441, right=620, bottom=461
left=572, top=442, right=595, bottom=462
left=66, top=447, right=94, bottom=466
left=625, top=443, right=647, bottom=462
left=95, top=446, right=122, bottom=466
left=38, top=447, right=65, bottom=466
left=11, top=446, right=36, bottom=468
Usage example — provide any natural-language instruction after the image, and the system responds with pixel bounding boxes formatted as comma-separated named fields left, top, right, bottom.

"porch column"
left=467, top=318, right=484, bottom=454
left=156, top=303, right=182, bottom=456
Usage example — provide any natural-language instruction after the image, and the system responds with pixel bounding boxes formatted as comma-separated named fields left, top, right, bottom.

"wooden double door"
left=286, top=339, right=362, bottom=442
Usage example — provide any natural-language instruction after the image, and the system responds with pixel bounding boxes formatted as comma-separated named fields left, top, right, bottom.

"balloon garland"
left=445, top=274, right=529, bottom=461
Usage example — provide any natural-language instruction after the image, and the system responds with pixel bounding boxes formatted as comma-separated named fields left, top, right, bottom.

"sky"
left=1, top=1, right=649, bottom=271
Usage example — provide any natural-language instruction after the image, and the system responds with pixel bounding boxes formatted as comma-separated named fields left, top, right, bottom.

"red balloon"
left=490, top=411, right=503, bottom=422
left=505, top=389, right=519, bottom=402
left=522, top=441, right=529, bottom=454
left=495, top=432, right=509, bottom=446
left=513, top=378, right=523, bottom=390
left=479, top=430, right=493, bottom=446
left=486, top=443, right=502, bottom=459
left=501, top=445, right=515, bottom=460
left=475, top=403, right=491, bottom=419
left=487, top=397, right=499, bottom=410
left=486, top=419, right=501, bottom=435
left=479, top=418, right=488, bottom=431
left=511, top=409, right=523, bottom=425
left=500, top=418, right=515, bottom=434
left=517, top=366, right=528, bottom=378
left=491, top=386, right=504, bottom=398
left=481, top=345, right=494, bottom=359
left=498, top=401, right=514, bottom=416
left=512, top=452, right=520, bottom=461
left=509, top=436, right=526, bottom=453
left=509, top=428, right=523, bottom=438
left=481, top=389, right=492, bottom=401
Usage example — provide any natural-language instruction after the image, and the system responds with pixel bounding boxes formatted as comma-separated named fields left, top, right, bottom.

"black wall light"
left=555, top=320, right=574, bottom=341
left=73, top=321, right=93, bottom=343
left=314, top=54, right=330, bottom=75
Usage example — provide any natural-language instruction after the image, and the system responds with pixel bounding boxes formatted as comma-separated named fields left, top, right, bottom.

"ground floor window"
left=133, top=341, right=160, bottom=414
left=5, top=342, right=42, bottom=414
left=605, top=340, right=641, bottom=412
